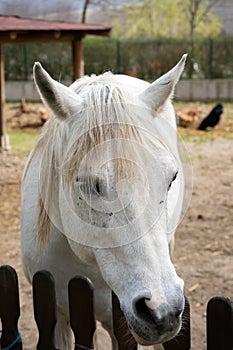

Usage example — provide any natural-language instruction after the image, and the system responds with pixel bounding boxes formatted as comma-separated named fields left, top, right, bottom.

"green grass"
left=178, top=133, right=215, bottom=143
left=8, top=130, right=39, bottom=158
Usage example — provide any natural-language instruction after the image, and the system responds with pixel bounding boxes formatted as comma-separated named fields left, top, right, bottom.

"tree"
left=182, top=0, right=222, bottom=42
left=112, top=0, right=222, bottom=39
left=82, top=0, right=90, bottom=23
left=112, top=0, right=223, bottom=78
left=81, top=0, right=121, bottom=23
left=113, top=0, right=183, bottom=38
left=181, top=0, right=222, bottom=76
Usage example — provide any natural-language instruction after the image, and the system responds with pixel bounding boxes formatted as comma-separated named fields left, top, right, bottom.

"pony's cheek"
left=67, top=239, right=98, bottom=266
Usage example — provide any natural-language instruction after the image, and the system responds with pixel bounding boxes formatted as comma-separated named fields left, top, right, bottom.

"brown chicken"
left=39, top=107, right=50, bottom=124
left=20, top=97, right=30, bottom=113
left=178, top=110, right=197, bottom=128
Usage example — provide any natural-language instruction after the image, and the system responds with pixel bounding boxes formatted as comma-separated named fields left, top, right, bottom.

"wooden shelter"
left=0, top=15, right=111, bottom=149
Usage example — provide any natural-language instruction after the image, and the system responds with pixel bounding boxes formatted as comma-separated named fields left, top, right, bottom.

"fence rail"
left=0, top=265, right=232, bottom=350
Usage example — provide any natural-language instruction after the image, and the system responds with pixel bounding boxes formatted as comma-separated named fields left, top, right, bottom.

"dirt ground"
left=0, top=102, right=232, bottom=349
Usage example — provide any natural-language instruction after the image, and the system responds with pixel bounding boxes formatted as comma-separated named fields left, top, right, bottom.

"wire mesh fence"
left=3, top=37, right=233, bottom=82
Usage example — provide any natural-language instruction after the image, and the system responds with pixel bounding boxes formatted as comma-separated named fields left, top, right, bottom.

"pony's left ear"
left=139, top=54, right=187, bottom=111
left=33, top=62, right=83, bottom=120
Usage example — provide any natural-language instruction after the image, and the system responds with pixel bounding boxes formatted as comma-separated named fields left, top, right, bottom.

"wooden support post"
left=72, top=38, right=84, bottom=81
left=0, top=43, right=10, bottom=150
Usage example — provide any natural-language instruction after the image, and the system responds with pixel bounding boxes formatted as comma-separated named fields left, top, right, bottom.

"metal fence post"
left=23, top=45, right=28, bottom=81
left=116, top=40, right=121, bottom=74
left=209, top=39, right=214, bottom=79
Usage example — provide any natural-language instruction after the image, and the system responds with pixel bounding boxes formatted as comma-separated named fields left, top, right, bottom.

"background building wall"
left=5, top=79, right=233, bottom=101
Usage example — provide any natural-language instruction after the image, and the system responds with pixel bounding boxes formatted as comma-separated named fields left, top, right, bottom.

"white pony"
left=21, top=54, right=187, bottom=349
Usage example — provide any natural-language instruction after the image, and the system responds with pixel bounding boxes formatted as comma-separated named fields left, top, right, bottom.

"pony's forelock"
left=32, top=73, right=163, bottom=248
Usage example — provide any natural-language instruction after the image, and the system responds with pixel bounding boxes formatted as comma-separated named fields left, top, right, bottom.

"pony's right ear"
left=33, top=62, right=83, bottom=120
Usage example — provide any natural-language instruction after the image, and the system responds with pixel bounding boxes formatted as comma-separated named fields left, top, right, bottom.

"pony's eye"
left=76, top=176, right=101, bottom=195
left=76, top=176, right=84, bottom=186
left=94, top=180, right=101, bottom=195
left=75, top=176, right=81, bottom=186
left=168, top=171, right=178, bottom=191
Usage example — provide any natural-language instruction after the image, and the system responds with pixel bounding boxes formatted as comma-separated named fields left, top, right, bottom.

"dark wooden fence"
left=0, top=265, right=232, bottom=350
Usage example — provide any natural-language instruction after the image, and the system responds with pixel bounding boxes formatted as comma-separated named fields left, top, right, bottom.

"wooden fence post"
left=207, top=296, right=233, bottom=350
left=32, top=270, right=58, bottom=350
left=0, top=265, right=22, bottom=349
left=2, top=265, right=233, bottom=350
left=163, top=296, right=191, bottom=350
left=112, top=292, right=138, bottom=350
left=68, top=276, right=96, bottom=350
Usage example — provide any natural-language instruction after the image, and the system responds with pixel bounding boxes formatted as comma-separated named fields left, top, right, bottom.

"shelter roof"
left=0, top=15, right=111, bottom=43
left=0, top=15, right=112, bottom=149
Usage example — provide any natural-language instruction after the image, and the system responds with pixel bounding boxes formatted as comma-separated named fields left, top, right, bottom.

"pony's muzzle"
left=131, top=289, right=184, bottom=343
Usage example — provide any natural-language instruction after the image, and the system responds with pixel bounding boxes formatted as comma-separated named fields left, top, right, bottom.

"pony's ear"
left=33, top=62, right=83, bottom=120
left=139, top=54, right=187, bottom=111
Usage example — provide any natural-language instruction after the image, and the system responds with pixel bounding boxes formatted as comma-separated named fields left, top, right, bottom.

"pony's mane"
left=34, top=72, right=155, bottom=160
left=30, top=72, right=162, bottom=248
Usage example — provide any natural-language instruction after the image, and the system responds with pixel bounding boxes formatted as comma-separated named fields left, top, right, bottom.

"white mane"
left=29, top=72, right=167, bottom=247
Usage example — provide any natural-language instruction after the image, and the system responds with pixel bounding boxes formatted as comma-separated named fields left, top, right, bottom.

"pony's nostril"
left=133, top=293, right=184, bottom=329
left=134, top=298, right=160, bottom=325
left=135, top=298, right=149, bottom=318
left=132, top=290, right=152, bottom=317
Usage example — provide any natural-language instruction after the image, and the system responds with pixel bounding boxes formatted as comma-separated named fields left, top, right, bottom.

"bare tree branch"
left=82, top=0, right=91, bottom=23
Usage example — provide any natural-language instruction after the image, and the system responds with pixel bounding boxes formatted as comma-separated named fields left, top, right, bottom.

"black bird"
left=197, top=104, right=223, bottom=130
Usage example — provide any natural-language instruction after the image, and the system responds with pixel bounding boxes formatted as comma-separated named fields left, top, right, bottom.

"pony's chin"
left=130, top=330, right=160, bottom=346
left=130, top=329, right=177, bottom=346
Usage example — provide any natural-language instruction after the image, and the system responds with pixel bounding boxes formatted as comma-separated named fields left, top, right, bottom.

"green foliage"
left=112, top=0, right=222, bottom=40
left=3, top=37, right=233, bottom=81
left=117, top=38, right=189, bottom=80
left=8, top=130, right=39, bottom=157
left=83, top=37, right=118, bottom=74
left=4, top=42, right=72, bottom=82
left=113, top=0, right=185, bottom=39
left=194, top=9, right=222, bottom=38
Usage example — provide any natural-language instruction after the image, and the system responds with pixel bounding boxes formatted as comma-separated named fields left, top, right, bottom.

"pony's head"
left=34, top=54, right=187, bottom=345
